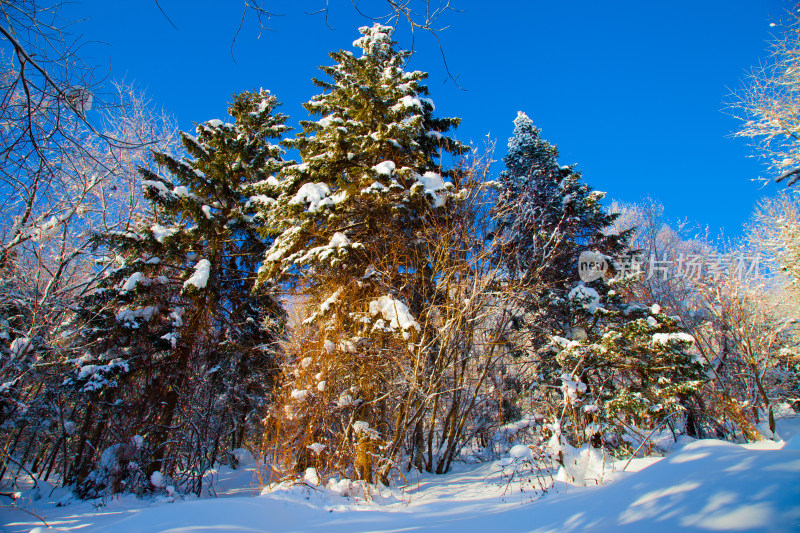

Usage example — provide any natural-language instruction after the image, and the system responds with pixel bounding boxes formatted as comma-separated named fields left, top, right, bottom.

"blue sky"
left=66, top=0, right=788, bottom=236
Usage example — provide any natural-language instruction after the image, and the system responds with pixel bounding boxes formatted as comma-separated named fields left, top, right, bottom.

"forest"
left=0, top=1, right=799, bottom=531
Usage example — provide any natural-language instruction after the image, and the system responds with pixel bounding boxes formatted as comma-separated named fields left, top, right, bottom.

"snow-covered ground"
left=3, top=421, right=800, bottom=533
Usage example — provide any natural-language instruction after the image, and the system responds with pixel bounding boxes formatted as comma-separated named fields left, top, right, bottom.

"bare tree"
left=172, top=0, right=464, bottom=85
left=0, top=0, right=180, bottom=489
left=729, top=7, right=800, bottom=184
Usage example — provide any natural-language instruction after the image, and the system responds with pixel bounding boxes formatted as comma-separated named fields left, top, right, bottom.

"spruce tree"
left=65, top=90, right=288, bottom=495
left=491, top=112, right=630, bottom=358
left=494, top=112, right=627, bottom=295
left=260, top=24, right=468, bottom=482
left=491, top=114, right=703, bottom=454
left=550, top=301, right=704, bottom=454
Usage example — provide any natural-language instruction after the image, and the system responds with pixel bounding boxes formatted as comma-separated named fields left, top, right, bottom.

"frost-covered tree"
left=493, top=112, right=627, bottom=295
left=64, top=90, right=288, bottom=496
left=0, top=84, right=180, bottom=489
left=730, top=8, right=800, bottom=184
left=491, top=112, right=630, bottom=403
left=260, top=24, right=470, bottom=482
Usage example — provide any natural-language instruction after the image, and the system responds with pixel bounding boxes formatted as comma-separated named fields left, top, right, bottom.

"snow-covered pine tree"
left=491, top=113, right=631, bottom=397
left=259, top=24, right=468, bottom=483
left=493, top=111, right=628, bottom=305
left=65, top=90, right=288, bottom=496
left=489, top=115, right=704, bottom=458
left=549, top=300, right=704, bottom=457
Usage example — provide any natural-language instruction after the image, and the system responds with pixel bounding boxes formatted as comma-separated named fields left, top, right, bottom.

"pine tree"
left=489, top=115, right=704, bottom=456
left=490, top=112, right=633, bottom=434
left=550, top=301, right=704, bottom=454
left=65, top=89, right=288, bottom=496
left=259, top=24, right=468, bottom=483
left=491, top=112, right=630, bottom=355
left=494, top=112, right=626, bottom=292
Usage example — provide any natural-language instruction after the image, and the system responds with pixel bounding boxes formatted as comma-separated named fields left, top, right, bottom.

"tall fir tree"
left=491, top=113, right=703, bottom=453
left=65, top=90, right=288, bottom=496
left=492, top=111, right=629, bottom=347
left=259, top=24, right=469, bottom=482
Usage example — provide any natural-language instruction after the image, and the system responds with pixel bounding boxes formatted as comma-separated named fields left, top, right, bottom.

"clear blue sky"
left=66, top=0, right=788, bottom=236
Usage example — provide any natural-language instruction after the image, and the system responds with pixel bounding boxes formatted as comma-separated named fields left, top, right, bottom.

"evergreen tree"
left=65, top=90, right=288, bottom=496
left=490, top=114, right=703, bottom=455
left=550, top=300, right=704, bottom=454
left=492, top=112, right=630, bottom=355
left=259, top=24, right=468, bottom=482
left=494, top=111, right=626, bottom=294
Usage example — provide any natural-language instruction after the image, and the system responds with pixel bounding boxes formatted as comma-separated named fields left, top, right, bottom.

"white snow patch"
left=372, top=160, right=396, bottom=176
left=151, top=224, right=178, bottom=243
left=291, top=389, right=309, bottom=401
left=289, top=183, right=332, bottom=212
left=329, top=232, right=350, bottom=248
left=652, top=332, right=695, bottom=346
left=121, top=272, right=144, bottom=293
left=184, top=259, right=211, bottom=290
left=369, top=295, right=421, bottom=334
left=306, top=443, right=325, bottom=455
left=568, top=284, right=601, bottom=313
left=150, top=471, right=166, bottom=488
left=9, top=337, right=31, bottom=359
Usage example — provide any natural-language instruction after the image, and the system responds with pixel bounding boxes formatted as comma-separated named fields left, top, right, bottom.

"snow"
left=369, top=295, right=421, bottom=335
left=289, top=182, right=333, bottom=212
left=417, top=171, right=442, bottom=191
left=508, top=444, right=532, bottom=459
left=320, top=289, right=342, bottom=314
left=560, top=373, right=587, bottom=401
left=328, top=232, right=350, bottom=248
left=173, top=186, right=191, bottom=198
left=8, top=337, right=31, bottom=359
left=150, top=471, right=166, bottom=488
left=307, top=443, right=326, bottom=455
left=150, top=224, right=178, bottom=244
left=372, top=160, right=396, bottom=176
left=352, top=24, right=393, bottom=56
left=417, top=171, right=449, bottom=207
left=391, top=95, right=423, bottom=111
left=246, top=194, right=276, bottom=208
left=142, top=179, right=170, bottom=197
left=652, top=332, right=695, bottom=346
left=170, top=307, right=185, bottom=327
left=183, top=259, right=211, bottom=290
left=116, top=305, right=158, bottom=324
left=291, top=389, right=309, bottom=401
left=161, top=332, right=178, bottom=348
left=568, top=283, right=602, bottom=313
left=121, top=272, right=144, bottom=292
left=317, top=115, right=343, bottom=128
left=3, top=437, right=800, bottom=533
